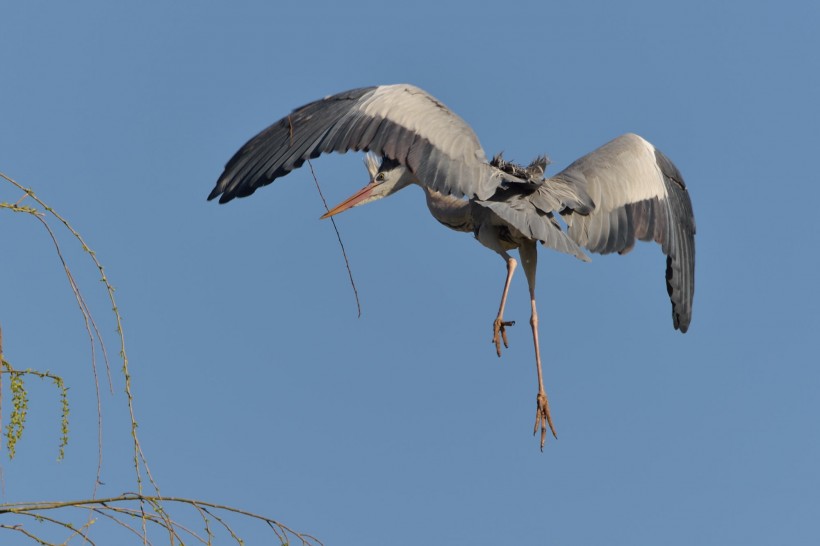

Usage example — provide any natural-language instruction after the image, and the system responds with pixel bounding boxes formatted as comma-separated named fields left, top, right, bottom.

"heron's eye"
left=375, top=172, right=386, bottom=182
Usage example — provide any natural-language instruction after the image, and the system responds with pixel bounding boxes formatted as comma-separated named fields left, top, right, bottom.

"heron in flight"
left=209, top=84, right=696, bottom=449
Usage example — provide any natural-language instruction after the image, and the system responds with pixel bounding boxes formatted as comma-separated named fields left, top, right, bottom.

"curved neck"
left=421, top=185, right=474, bottom=232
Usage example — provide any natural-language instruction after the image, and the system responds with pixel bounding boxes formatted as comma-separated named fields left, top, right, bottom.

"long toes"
left=533, top=411, right=547, bottom=451
left=492, top=320, right=505, bottom=356
left=534, top=393, right=557, bottom=450
left=496, top=320, right=515, bottom=351
left=492, top=334, right=502, bottom=357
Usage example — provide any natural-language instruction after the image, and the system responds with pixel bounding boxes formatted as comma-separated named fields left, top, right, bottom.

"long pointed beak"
left=320, top=181, right=377, bottom=219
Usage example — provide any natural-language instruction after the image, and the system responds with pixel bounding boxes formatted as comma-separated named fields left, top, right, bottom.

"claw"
left=492, top=318, right=515, bottom=357
left=534, top=390, right=557, bottom=450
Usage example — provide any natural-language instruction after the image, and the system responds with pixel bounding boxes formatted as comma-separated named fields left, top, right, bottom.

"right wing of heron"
left=550, top=133, right=696, bottom=332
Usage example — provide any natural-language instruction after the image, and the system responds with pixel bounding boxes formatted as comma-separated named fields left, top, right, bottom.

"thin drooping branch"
left=1, top=175, right=111, bottom=495
left=0, top=494, right=324, bottom=546
left=1, top=172, right=163, bottom=500
left=1, top=172, right=325, bottom=546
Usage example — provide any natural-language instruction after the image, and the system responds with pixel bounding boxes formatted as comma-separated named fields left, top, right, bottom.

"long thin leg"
left=520, top=242, right=557, bottom=450
left=493, top=255, right=517, bottom=357
left=476, top=224, right=518, bottom=356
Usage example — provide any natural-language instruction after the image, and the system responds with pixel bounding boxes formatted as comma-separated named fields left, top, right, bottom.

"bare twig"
left=13, top=510, right=98, bottom=545
left=307, top=160, right=362, bottom=317
left=285, top=115, right=362, bottom=317
left=0, top=523, right=52, bottom=545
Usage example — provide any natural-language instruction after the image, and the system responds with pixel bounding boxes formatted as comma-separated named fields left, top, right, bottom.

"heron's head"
left=320, top=154, right=416, bottom=219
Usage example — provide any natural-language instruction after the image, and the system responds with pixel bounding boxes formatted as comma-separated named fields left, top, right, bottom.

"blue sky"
left=2, top=1, right=818, bottom=544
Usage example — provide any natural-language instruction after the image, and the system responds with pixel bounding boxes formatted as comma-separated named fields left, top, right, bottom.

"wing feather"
left=555, top=133, right=696, bottom=332
left=209, top=84, right=498, bottom=203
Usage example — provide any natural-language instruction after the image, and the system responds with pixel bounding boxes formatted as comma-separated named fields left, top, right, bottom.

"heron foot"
left=534, top=390, right=557, bottom=451
left=492, top=318, right=515, bottom=357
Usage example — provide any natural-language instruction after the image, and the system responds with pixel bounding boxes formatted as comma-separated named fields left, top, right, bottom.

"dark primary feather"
left=209, top=87, right=375, bottom=203
left=653, top=149, right=695, bottom=332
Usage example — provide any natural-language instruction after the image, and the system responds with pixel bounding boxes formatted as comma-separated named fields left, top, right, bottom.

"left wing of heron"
left=208, top=84, right=500, bottom=203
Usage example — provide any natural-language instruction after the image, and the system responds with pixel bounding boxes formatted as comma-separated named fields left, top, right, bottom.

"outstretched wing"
left=555, top=133, right=696, bottom=332
left=209, top=84, right=500, bottom=203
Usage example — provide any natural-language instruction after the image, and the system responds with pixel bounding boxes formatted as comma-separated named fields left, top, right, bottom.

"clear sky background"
left=2, top=1, right=819, bottom=545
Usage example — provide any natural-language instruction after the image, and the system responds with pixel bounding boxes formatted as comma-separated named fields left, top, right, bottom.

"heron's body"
left=209, top=84, right=696, bottom=449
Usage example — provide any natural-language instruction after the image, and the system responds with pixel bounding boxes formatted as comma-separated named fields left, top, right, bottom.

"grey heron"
left=209, top=84, right=696, bottom=449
